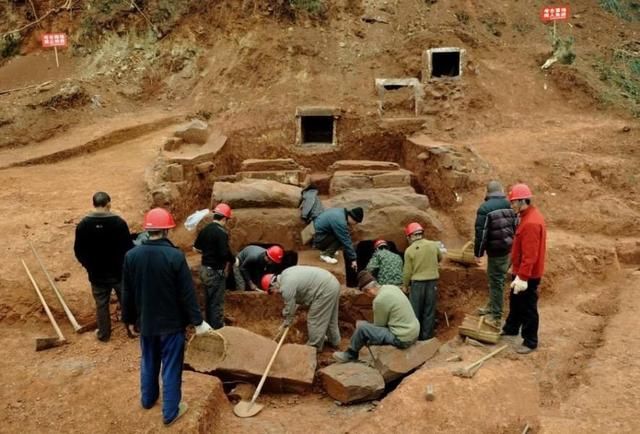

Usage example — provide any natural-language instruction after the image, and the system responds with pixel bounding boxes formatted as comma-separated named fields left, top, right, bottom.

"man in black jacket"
left=473, top=181, right=518, bottom=327
left=74, top=192, right=133, bottom=341
left=193, top=203, right=234, bottom=329
left=122, top=208, right=212, bottom=426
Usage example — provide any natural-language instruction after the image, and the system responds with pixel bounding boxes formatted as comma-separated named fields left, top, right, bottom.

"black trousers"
left=503, top=277, right=540, bottom=349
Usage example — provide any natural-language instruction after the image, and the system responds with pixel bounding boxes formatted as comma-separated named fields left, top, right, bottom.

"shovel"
left=22, top=259, right=67, bottom=351
left=365, top=345, right=384, bottom=372
left=233, top=326, right=289, bottom=418
left=28, top=240, right=95, bottom=333
left=453, top=344, right=507, bottom=379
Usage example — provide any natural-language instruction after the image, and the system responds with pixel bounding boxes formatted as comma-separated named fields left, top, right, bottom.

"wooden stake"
left=54, top=46, right=59, bottom=68
left=444, top=312, right=450, bottom=328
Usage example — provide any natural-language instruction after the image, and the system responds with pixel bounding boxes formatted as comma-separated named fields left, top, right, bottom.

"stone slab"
left=319, top=362, right=385, bottom=404
left=185, top=326, right=317, bottom=393
left=237, top=169, right=308, bottom=187
left=174, top=119, right=210, bottom=144
left=212, top=179, right=302, bottom=208
left=227, top=208, right=305, bottom=251
left=329, top=187, right=429, bottom=211
left=328, top=160, right=400, bottom=173
left=358, top=338, right=441, bottom=382
left=240, top=158, right=301, bottom=171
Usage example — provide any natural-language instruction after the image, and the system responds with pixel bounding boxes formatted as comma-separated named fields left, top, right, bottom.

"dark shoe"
left=515, top=345, right=535, bottom=355
left=332, top=351, right=358, bottom=363
left=500, top=329, right=518, bottom=336
left=164, top=402, right=188, bottom=426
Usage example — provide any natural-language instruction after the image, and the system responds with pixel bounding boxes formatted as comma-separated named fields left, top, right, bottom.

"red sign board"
left=42, top=33, right=68, bottom=48
left=540, top=5, right=570, bottom=22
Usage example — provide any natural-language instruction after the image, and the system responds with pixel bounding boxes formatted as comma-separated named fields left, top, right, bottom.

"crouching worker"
left=261, top=265, right=340, bottom=351
left=333, top=271, right=419, bottom=363
left=122, top=208, right=213, bottom=426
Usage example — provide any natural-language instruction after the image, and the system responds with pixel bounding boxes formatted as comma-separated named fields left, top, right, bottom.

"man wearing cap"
left=473, top=181, right=518, bottom=328
left=333, top=271, right=419, bottom=363
left=234, top=244, right=284, bottom=291
left=261, top=265, right=340, bottom=351
left=502, top=183, right=546, bottom=355
left=193, top=203, right=233, bottom=329
left=122, top=208, right=213, bottom=426
left=313, top=207, right=364, bottom=269
left=74, top=191, right=134, bottom=342
left=403, top=222, right=443, bottom=340
left=365, top=239, right=403, bottom=286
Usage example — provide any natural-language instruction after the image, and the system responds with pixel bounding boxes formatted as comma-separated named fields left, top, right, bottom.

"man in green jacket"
left=333, top=271, right=419, bottom=363
left=403, top=222, right=442, bottom=340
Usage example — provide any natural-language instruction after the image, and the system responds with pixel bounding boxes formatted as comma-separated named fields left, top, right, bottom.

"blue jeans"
left=140, top=332, right=185, bottom=424
left=347, top=322, right=414, bottom=356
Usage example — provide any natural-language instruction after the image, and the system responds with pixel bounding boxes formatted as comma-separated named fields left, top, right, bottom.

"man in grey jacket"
left=261, top=266, right=341, bottom=351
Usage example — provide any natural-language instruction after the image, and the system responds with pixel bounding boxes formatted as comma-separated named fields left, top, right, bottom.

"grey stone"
left=319, top=362, right=385, bottom=403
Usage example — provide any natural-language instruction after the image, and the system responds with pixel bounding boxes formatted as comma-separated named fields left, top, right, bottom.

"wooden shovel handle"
left=249, top=326, right=290, bottom=405
left=22, top=259, right=65, bottom=341
left=29, top=240, right=81, bottom=330
left=466, top=344, right=507, bottom=370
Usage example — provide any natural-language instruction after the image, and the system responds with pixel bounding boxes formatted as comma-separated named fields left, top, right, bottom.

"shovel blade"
left=36, top=337, right=65, bottom=351
left=233, top=400, right=264, bottom=418
left=75, top=321, right=97, bottom=334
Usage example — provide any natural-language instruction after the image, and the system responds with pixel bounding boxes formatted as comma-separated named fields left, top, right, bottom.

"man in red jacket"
left=502, top=183, right=546, bottom=355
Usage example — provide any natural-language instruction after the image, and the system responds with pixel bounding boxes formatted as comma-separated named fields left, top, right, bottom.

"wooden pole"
left=553, top=20, right=557, bottom=41
left=54, top=46, right=59, bottom=68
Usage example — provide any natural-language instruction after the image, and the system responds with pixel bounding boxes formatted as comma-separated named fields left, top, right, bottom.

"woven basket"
left=458, top=314, right=500, bottom=344
left=446, top=241, right=477, bottom=266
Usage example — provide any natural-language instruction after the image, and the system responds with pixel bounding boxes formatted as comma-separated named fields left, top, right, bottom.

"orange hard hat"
left=266, top=246, right=284, bottom=264
left=213, top=203, right=232, bottom=219
left=508, top=183, right=533, bottom=201
left=373, top=239, right=388, bottom=250
left=261, top=274, right=275, bottom=293
left=143, top=208, right=176, bottom=230
left=404, top=222, right=424, bottom=236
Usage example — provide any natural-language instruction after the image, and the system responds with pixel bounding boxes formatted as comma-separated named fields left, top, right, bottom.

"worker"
left=502, top=184, right=546, bottom=355
left=121, top=208, right=212, bottom=426
left=73, top=191, right=133, bottom=342
left=261, top=265, right=340, bottom=351
left=473, top=180, right=518, bottom=328
left=313, top=206, right=364, bottom=268
left=365, top=239, right=403, bottom=286
left=333, top=271, right=419, bottom=363
left=234, top=244, right=284, bottom=291
left=403, top=222, right=442, bottom=340
left=193, top=203, right=234, bottom=329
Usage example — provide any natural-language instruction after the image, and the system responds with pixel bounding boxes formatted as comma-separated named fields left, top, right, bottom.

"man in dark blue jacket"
left=473, top=181, right=518, bottom=327
left=74, top=191, right=133, bottom=342
left=122, top=208, right=212, bottom=426
left=313, top=207, right=363, bottom=270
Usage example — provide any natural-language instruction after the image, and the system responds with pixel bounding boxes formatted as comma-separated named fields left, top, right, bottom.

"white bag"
left=184, top=208, right=210, bottom=231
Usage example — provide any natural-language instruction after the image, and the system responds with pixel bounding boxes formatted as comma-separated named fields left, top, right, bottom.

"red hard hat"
left=143, top=208, right=176, bottom=230
left=373, top=239, right=388, bottom=250
left=508, top=183, right=533, bottom=201
left=404, top=222, right=424, bottom=236
left=213, top=203, right=232, bottom=219
left=266, top=246, right=284, bottom=264
left=261, top=274, right=275, bottom=292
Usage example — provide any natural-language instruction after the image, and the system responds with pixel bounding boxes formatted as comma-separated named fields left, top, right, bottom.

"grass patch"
left=1, top=33, right=21, bottom=59
left=594, top=48, right=640, bottom=116
left=599, top=0, right=640, bottom=20
left=290, top=0, right=325, bottom=15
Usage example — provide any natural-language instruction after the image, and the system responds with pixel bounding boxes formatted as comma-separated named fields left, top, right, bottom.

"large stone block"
left=212, top=179, right=302, bottom=208
left=174, top=119, right=210, bottom=144
left=358, top=338, right=441, bottom=382
left=329, top=160, right=400, bottom=172
left=330, top=171, right=374, bottom=195
left=237, top=169, right=309, bottom=187
left=240, top=158, right=300, bottom=171
left=228, top=208, right=305, bottom=251
left=329, top=187, right=429, bottom=211
left=371, top=169, right=412, bottom=188
left=355, top=206, right=443, bottom=249
left=185, top=326, right=317, bottom=393
left=319, top=362, right=385, bottom=404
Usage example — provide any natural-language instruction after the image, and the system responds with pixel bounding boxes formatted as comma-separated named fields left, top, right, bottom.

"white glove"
left=510, top=276, right=528, bottom=294
left=195, top=321, right=213, bottom=335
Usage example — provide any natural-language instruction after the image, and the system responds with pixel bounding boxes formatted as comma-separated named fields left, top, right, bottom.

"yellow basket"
left=446, top=241, right=477, bottom=266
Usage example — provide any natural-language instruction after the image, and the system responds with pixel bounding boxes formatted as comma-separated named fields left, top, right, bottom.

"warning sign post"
left=41, top=33, right=68, bottom=68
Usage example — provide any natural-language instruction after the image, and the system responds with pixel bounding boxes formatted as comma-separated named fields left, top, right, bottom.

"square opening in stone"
left=301, top=116, right=334, bottom=145
left=431, top=51, right=461, bottom=78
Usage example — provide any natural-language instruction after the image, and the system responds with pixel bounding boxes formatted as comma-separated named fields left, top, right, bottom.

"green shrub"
left=290, top=0, right=325, bottom=15
left=1, top=33, right=20, bottom=59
